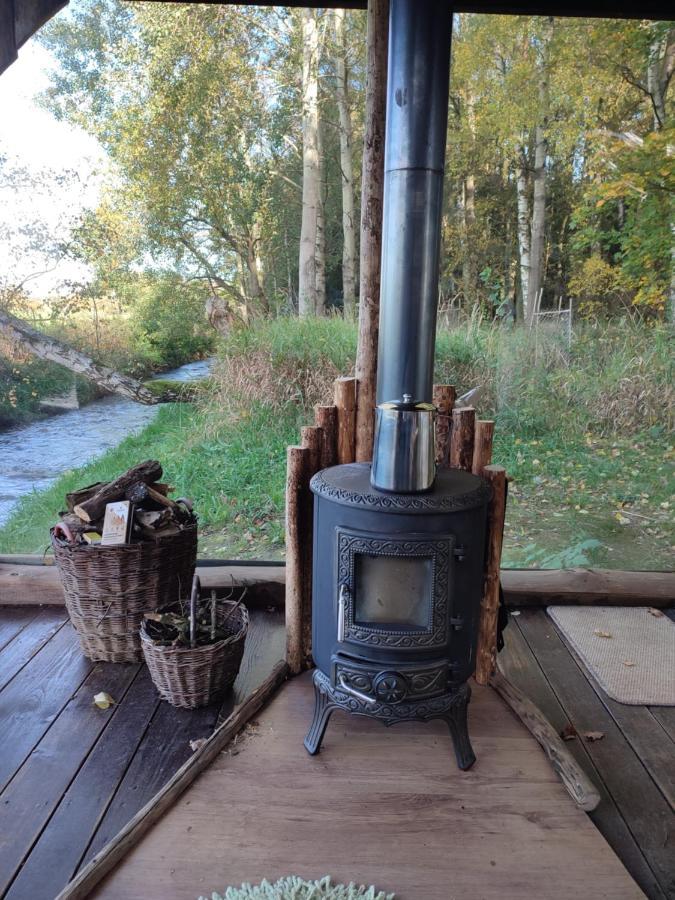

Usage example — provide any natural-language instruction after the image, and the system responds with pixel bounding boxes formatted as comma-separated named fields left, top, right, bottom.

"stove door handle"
left=337, top=583, right=349, bottom=642
left=337, top=673, right=377, bottom=706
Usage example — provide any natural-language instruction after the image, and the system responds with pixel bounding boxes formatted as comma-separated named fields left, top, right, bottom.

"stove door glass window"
left=353, top=554, right=432, bottom=629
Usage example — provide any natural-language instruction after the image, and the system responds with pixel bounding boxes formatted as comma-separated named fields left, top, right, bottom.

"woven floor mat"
left=547, top=606, right=675, bottom=706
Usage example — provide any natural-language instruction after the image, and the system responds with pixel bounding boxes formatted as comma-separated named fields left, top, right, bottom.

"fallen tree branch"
left=491, top=668, right=601, bottom=812
left=0, top=307, right=171, bottom=405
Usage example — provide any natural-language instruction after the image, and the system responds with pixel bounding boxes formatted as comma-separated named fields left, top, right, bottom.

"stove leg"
left=444, top=685, right=476, bottom=771
left=304, top=672, right=338, bottom=755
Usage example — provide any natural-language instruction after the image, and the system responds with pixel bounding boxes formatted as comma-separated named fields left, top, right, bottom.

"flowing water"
left=0, top=359, right=212, bottom=528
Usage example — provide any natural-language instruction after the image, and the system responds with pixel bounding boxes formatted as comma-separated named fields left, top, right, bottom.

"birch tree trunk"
left=0, top=308, right=165, bottom=404
left=298, top=8, right=320, bottom=317
left=315, top=115, right=327, bottom=316
left=525, top=18, right=553, bottom=326
left=516, top=149, right=531, bottom=322
left=333, top=8, right=357, bottom=318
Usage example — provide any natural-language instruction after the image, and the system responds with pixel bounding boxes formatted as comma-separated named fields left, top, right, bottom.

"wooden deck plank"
left=0, top=605, right=40, bottom=652
left=0, top=622, right=93, bottom=792
left=517, top=609, right=675, bottom=899
left=650, top=707, right=675, bottom=744
left=92, top=672, right=641, bottom=900
left=5, top=667, right=159, bottom=900
left=546, top=619, right=675, bottom=811
left=0, top=606, right=68, bottom=691
left=82, top=609, right=285, bottom=868
left=502, top=616, right=666, bottom=900
left=0, top=660, right=140, bottom=897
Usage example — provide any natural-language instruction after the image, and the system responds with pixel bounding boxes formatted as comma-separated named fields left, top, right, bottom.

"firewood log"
left=73, top=460, right=163, bottom=523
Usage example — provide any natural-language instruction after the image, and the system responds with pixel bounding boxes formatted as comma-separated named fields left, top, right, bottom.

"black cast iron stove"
left=303, top=0, right=492, bottom=770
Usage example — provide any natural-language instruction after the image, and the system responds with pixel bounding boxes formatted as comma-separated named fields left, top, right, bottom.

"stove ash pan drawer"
left=331, top=656, right=455, bottom=705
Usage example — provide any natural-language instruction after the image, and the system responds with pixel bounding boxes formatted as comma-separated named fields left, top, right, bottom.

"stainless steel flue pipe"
left=371, top=0, right=452, bottom=492
left=375, top=0, right=453, bottom=405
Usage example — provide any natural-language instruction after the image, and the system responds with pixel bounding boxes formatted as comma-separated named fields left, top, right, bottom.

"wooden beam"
left=284, top=446, right=308, bottom=675
left=449, top=406, right=476, bottom=472
left=3, top=561, right=673, bottom=609
left=55, top=661, right=289, bottom=900
left=500, top=568, right=675, bottom=608
left=490, top=669, right=601, bottom=812
left=354, top=0, right=388, bottom=463
left=475, top=466, right=507, bottom=685
left=433, top=384, right=456, bottom=468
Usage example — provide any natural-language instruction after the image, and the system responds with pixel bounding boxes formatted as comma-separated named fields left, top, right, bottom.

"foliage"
left=0, top=319, right=671, bottom=569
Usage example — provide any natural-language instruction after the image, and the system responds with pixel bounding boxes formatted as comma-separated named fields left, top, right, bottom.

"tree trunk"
left=298, top=7, right=321, bottom=318
left=315, top=115, right=327, bottom=316
left=0, top=308, right=165, bottom=405
left=516, top=149, right=531, bottom=322
left=463, top=174, right=476, bottom=309
left=333, top=8, right=357, bottom=319
left=355, top=0, right=388, bottom=462
left=525, top=18, right=553, bottom=326
left=246, top=222, right=268, bottom=316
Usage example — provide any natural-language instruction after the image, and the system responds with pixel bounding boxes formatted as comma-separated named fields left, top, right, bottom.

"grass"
left=0, top=316, right=672, bottom=569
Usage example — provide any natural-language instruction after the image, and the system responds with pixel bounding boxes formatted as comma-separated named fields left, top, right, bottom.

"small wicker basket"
left=51, top=522, right=198, bottom=663
left=141, top=600, right=249, bottom=708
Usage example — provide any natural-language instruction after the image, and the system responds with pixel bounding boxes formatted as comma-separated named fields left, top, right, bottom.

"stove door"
left=336, top=527, right=455, bottom=652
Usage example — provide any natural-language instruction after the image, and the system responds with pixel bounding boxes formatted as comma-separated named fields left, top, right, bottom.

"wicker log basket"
left=141, top=595, right=249, bottom=708
left=52, top=521, right=198, bottom=663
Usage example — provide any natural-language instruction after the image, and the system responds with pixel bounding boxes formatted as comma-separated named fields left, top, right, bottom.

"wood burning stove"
left=304, top=464, right=490, bottom=769
left=304, top=0, right=492, bottom=770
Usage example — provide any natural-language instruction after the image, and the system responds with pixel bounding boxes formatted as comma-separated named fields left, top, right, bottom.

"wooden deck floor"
left=501, top=609, right=675, bottom=900
left=0, top=605, right=672, bottom=899
left=91, top=668, right=642, bottom=900
left=0, top=605, right=285, bottom=900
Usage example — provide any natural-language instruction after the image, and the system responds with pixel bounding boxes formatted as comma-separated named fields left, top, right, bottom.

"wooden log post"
left=285, top=446, right=308, bottom=675
left=299, top=426, right=324, bottom=667
left=449, top=407, right=475, bottom=472
left=314, top=405, right=338, bottom=469
left=472, top=419, right=495, bottom=476
left=334, top=376, right=357, bottom=464
left=433, top=384, right=456, bottom=468
left=475, top=465, right=507, bottom=686
left=354, top=0, right=388, bottom=464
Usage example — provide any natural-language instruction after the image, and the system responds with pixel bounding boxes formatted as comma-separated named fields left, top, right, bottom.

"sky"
left=0, top=36, right=106, bottom=296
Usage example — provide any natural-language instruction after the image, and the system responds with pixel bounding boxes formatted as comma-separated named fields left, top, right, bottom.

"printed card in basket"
left=101, top=500, right=133, bottom=546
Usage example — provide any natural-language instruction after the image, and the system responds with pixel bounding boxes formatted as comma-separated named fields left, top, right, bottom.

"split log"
left=65, top=482, right=106, bottom=514
left=314, top=405, right=337, bottom=469
left=285, top=446, right=309, bottom=675
left=449, top=407, right=475, bottom=472
left=73, top=460, right=162, bottom=523
left=55, top=661, right=289, bottom=900
left=472, top=419, right=495, bottom=476
left=491, top=669, right=601, bottom=811
left=433, top=384, right=456, bottom=468
left=0, top=307, right=165, bottom=405
left=334, top=376, right=357, bottom=465
left=354, top=0, right=388, bottom=464
left=475, top=465, right=507, bottom=685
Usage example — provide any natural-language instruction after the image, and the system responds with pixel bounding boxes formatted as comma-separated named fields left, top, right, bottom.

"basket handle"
left=189, top=573, right=200, bottom=648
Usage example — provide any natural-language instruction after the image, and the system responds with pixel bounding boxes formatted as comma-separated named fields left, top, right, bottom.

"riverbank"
left=0, top=318, right=671, bottom=568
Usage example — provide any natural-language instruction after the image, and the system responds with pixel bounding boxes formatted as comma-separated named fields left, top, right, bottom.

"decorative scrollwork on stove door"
left=336, top=530, right=453, bottom=649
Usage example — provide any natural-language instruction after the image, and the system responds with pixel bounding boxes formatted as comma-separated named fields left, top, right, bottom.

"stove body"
left=305, top=465, right=490, bottom=769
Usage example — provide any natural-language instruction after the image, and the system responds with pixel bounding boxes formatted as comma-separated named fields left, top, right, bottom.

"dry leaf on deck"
left=93, top=692, right=115, bottom=710
left=623, top=660, right=636, bottom=667
left=560, top=724, right=577, bottom=741
left=593, top=629, right=612, bottom=638
left=583, top=731, right=605, bottom=742
left=189, top=738, right=208, bottom=752
left=647, top=608, right=665, bottom=618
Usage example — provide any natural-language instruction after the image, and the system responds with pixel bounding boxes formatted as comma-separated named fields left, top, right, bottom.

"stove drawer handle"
left=337, top=673, right=377, bottom=706
left=337, top=583, right=349, bottom=642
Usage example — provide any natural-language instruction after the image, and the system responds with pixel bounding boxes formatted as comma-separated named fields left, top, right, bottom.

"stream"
left=0, top=358, right=212, bottom=528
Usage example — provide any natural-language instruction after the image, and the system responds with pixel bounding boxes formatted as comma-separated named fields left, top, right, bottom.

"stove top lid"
left=310, top=463, right=491, bottom=514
